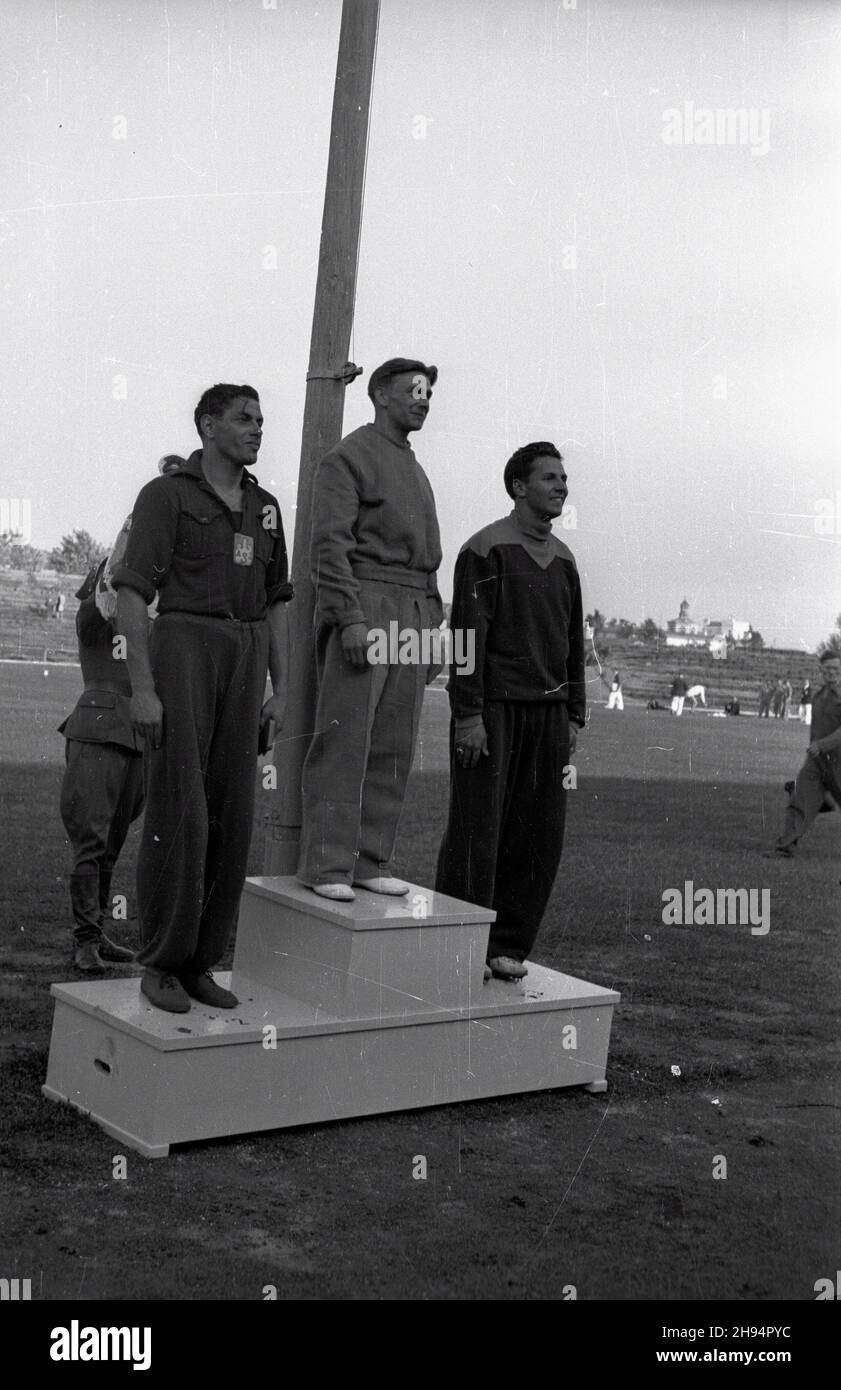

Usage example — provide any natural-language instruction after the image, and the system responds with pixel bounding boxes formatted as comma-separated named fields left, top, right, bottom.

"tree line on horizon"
left=0, top=529, right=107, bottom=577
left=1, top=531, right=839, bottom=657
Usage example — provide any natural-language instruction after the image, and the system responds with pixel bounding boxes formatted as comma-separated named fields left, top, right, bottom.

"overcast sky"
left=2, top=0, right=838, bottom=649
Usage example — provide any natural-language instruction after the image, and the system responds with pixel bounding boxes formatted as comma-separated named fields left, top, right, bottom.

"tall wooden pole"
left=264, top=0, right=380, bottom=874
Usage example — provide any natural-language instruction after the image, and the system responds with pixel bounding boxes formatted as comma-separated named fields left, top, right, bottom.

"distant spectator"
left=758, top=681, right=773, bottom=718
left=670, top=672, right=688, bottom=717
left=607, top=669, right=624, bottom=711
left=798, top=680, right=813, bottom=726
left=724, top=698, right=741, bottom=716
left=771, top=678, right=786, bottom=718
left=782, top=679, right=793, bottom=719
left=54, top=591, right=65, bottom=621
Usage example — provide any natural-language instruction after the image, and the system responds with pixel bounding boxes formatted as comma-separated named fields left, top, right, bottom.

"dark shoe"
left=180, top=971, right=238, bottom=1009
left=96, top=933, right=135, bottom=963
left=483, top=964, right=492, bottom=983
left=763, top=845, right=794, bottom=859
left=141, top=970, right=191, bottom=1014
left=73, top=941, right=106, bottom=975
left=488, top=956, right=528, bottom=980
left=783, top=780, right=795, bottom=795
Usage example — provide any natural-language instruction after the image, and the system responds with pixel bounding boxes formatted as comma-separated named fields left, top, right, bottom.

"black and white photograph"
left=1, top=0, right=838, bottom=1345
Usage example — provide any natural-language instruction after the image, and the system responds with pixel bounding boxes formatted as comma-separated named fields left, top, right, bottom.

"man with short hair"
left=298, top=358, right=443, bottom=901
left=771, top=650, right=841, bottom=857
left=435, top=442, right=586, bottom=981
left=112, top=385, right=292, bottom=1013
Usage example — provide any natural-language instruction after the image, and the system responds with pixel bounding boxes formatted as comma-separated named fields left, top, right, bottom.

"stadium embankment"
left=589, top=638, right=820, bottom=713
left=0, top=571, right=822, bottom=714
left=0, top=570, right=84, bottom=663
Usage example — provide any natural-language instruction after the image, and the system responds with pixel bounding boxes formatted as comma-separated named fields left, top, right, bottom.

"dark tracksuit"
left=59, top=567, right=145, bottom=944
left=777, top=683, right=841, bottom=851
left=110, top=452, right=292, bottom=975
left=435, top=513, right=586, bottom=963
left=298, top=424, right=442, bottom=887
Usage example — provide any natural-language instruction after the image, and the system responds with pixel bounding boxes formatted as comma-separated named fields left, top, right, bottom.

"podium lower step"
left=42, top=966, right=619, bottom=1158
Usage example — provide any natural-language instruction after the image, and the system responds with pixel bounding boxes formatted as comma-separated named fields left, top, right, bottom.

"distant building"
left=665, top=598, right=752, bottom=656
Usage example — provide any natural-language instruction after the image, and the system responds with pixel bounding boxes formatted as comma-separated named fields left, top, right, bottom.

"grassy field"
left=1, top=662, right=838, bottom=1302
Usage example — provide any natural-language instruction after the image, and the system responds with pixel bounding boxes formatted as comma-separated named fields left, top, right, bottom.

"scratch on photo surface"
left=533, top=1098, right=612, bottom=1250
left=759, top=529, right=841, bottom=544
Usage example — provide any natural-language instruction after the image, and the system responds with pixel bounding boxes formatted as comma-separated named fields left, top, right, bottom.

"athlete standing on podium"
left=435, top=442, right=587, bottom=981
left=297, top=358, right=443, bottom=902
left=112, top=385, right=292, bottom=1014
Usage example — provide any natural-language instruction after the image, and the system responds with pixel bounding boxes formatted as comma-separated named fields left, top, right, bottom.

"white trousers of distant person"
left=607, top=687, right=624, bottom=710
left=798, top=704, right=812, bottom=725
left=671, top=695, right=685, bottom=716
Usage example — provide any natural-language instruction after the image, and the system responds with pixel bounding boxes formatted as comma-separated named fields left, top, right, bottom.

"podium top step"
left=243, top=876, right=496, bottom=929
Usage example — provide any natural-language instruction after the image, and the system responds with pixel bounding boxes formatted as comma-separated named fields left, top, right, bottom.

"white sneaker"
left=353, top=876, right=410, bottom=895
left=311, top=883, right=356, bottom=902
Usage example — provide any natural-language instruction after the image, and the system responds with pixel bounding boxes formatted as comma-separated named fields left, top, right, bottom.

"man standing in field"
left=435, top=441, right=586, bottom=981
left=112, top=385, right=292, bottom=1013
left=607, top=669, right=624, bottom=710
left=670, top=672, right=688, bottom=716
left=58, top=559, right=143, bottom=974
left=59, top=455, right=186, bottom=974
left=771, top=651, right=841, bottom=857
left=758, top=681, right=773, bottom=718
left=798, top=679, right=813, bottom=725
left=297, top=358, right=443, bottom=902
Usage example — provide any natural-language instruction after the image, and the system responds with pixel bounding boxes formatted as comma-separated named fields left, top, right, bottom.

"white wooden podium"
left=42, top=878, right=619, bottom=1158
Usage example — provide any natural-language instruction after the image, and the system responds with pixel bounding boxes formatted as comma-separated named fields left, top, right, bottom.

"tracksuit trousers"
left=60, top=741, right=144, bottom=943
left=298, top=581, right=431, bottom=887
left=435, top=700, right=571, bottom=962
left=135, top=613, right=269, bottom=974
left=777, top=751, right=841, bottom=851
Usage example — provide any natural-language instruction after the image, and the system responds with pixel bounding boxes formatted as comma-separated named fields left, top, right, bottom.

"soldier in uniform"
left=112, top=384, right=292, bottom=1013
left=59, top=560, right=143, bottom=973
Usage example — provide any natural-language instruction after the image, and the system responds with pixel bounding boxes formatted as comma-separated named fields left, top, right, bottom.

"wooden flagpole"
left=264, top=0, right=380, bottom=874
